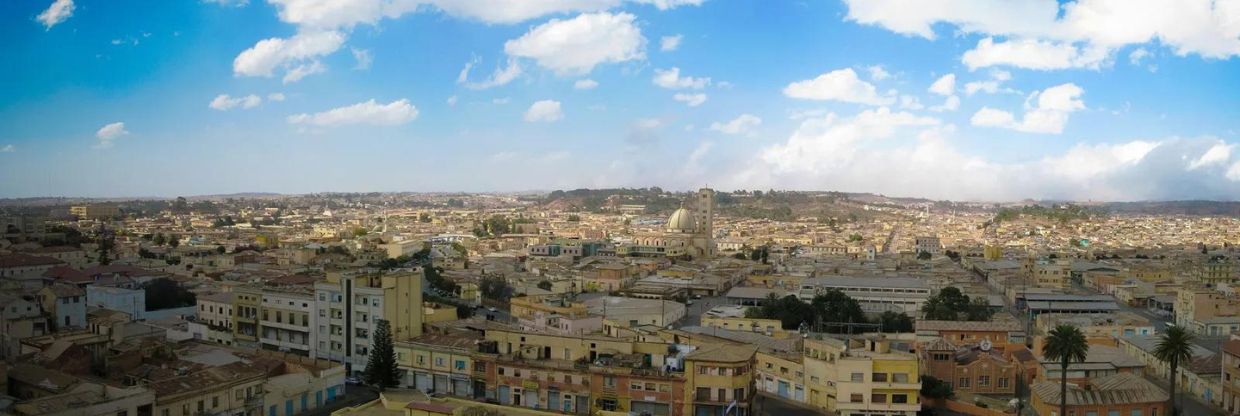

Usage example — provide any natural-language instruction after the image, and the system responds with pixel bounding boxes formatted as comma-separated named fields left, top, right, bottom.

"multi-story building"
left=1198, top=255, right=1236, bottom=286
left=919, top=338, right=1017, bottom=396
left=232, top=287, right=262, bottom=347
left=313, top=269, right=423, bottom=375
left=1031, top=259, right=1071, bottom=289
left=0, top=292, right=48, bottom=358
left=1222, top=339, right=1240, bottom=414
left=684, top=344, right=757, bottom=416
left=1175, top=286, right=1240, bottom=334
left=258, top=286, right=316, bottom=356
left=914, top=236, right=941, bottom=256
left=803, top=335, right=920, bottom=416
left=755, top=351, right=806, bottom=404
left=395, top=333, right=478, bottom=397
left=798, top=276, right=931, bottom=315
left=69, top=204, right=120, bottom=220
left=38, top=284, right=86, bottom=330
left=196, top=292, right=234, bottom=331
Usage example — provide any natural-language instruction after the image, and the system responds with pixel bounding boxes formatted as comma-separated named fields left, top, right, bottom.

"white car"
left=488, top=307, right=498, bottom=312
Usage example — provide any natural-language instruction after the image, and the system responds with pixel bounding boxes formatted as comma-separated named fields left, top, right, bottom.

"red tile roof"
left=0, top=254, right=65, bottom=268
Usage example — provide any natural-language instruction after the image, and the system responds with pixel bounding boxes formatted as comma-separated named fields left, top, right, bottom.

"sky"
left=2, top=0, right=1240, bottom=201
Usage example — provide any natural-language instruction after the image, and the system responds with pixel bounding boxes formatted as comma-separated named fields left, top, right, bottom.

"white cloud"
left=524, top=100, right=564, bottom=122
left=733, top=104, right=1240, bottom=200
left=867, top=65, right=891, bottom=81
left=964, top=70, right=1016, bottom=96
left=287, top=99, right=418, bottom=126
left=446, top=95, right=458, bottom=107
left=574, top=79, right=599, bottom=90
left=842, top=0, right=1240, bottom=70
left=209, top=94, right=263, bottom=111
left=898, top=96, right=924, bottom=110
left=493, top=97, right=511, bottom=105
left=427, top=0, right=617, bottom=25
left=504, top=12, right=645, bottom=75
left=1129, top=47, right=1152, bottom=66
left=541, top=150, right=572, bottom=162
left=929, top=95, right=960, bottom=112
left=233, top=30, right=344, bottom=82
left=631, top=0, right=703, bottom=10
left=660, top=34, right=683, bottom=51
left=351, top=48, right=373, bottom=70
left=282, top=60, right=326, bottom=83
left=710, top=114, right=762, bottom=135
left=267, top=92, right=286, bottom=101
left=970, top=83, right=1085, bottom=134
left=1189, top=142, right=1234, bottom=170
left=37, top=0, right=74, bottom=30
left=783, top=68, right=894, bottom=106
left=652, top=67, right=710, bottom=89
left=1, top=144, right=14, bottom=153
left=962, top=37, right=1108, bottom=70
left=928, top=74, right=955, bottom=96
left=673, top=93, right=707, bottom=107
left=458, top=57, right=522, bottom=90
left=94, top=122, right=129, bottom=148
left=267, top=0, right=421, bottom=29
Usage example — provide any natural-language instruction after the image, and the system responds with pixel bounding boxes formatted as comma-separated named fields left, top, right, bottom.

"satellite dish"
left=980, top=339, right=992, bottom=351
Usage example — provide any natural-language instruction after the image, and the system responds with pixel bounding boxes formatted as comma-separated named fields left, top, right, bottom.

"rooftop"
left=1032, top=373, right=1168, bottom=406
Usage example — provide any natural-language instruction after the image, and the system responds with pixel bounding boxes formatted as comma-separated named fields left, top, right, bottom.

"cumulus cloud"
left=673, top=93, right=707, bottom=107
left=962, top=37, right=1108, bottom=70
left=287, top=99, right=418, bottom=126
left=632, top=0, right=703, bottom=10
left=37, top=0, right=74, bottom=30
left=660, top=34, right=683, bottom=51
left=963, top=69, right=1015, bottom=95
left=352, top=48, right=373, bottom=70
left=731, top=106, right=1240, bottom=200
left=842, top=0, right=1240, bottom=70
left=652, top=67, right=710, bottom=89
left=574, top=79, right=599, bottom=90
left=710, top=114, right=762, bottom=135
left=233, top=30, right=344, bottom=82
left=970, top=83, right=1085, bottom=134
left=928, top=74, right=955, bottom=96
left=783, top=68, right=894, bottom=105
left=94, top=122, right=129, bottom=149
left=209, top=94, right=263, bottom=110
left=504, top=12, right=645, bottom=75
left=458, top=57, right=522, bottom=90
left=524, top=100, right=564, bottom=122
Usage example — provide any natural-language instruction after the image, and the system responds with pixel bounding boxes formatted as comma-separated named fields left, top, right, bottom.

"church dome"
left=666, top=208, right=697, bottom=232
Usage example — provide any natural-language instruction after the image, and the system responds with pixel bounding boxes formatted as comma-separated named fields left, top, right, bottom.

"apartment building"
left=684, top=344, right=757, bottom=416
left=395, top=333, right=478, bottom=397
left=258, top=286, right=316, bottom=356
left=69, top=204, right=120, bottom=220
left=196, top=292, right=234, bottom=331
left=914, top=236, right=941, bottom=256
left=1222, top=339, right=1240, bottom=414
left=313, top=269, right=423, bottom=375
left=233, top=287, right=261, bottom=347
left=802, top=335, right=920, bottom=416
left=755, top=351, right=806, bottom=403
left=1175, top=286, right=1240, bottom=334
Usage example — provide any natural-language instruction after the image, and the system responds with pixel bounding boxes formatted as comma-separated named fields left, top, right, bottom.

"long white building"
left=797, top=276, right=931, bottom=315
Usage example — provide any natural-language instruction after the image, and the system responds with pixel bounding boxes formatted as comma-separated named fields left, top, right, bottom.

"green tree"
left=479, top=276, right=512, bottom=301
left=363, top=319, right=400, bottom=391
left=965, top=297, right=995, bottom=321
left=216, top=245, right=226, bottom=254
left=169, top=235, right=180, bottom=248
left=811, top=290, right=868, bottom=332
left=732, top=252, right=748, bottom=260
left=917, top=251, right=932, bottom=260
left=537, top=280, right=553, bottom=291
left=1154, top=326, right=1197, bottom=416
left=746, top=294, right=816, bottom=330
left=1044, top=325, right=1089, bottom=416
left=153, top=233, right=166, bottom=246
left=921, top=287, right=980, bottom=321
left=878, top=311, right=914, bottom=333
left=96, top=231, right=115, bottom=265
left=567, top=214, right=581, bottom=222
left=920, top=375, right=954, bottom=399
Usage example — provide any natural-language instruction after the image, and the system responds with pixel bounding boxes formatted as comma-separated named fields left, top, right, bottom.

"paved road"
left=679, top=295, right=730, bottom=327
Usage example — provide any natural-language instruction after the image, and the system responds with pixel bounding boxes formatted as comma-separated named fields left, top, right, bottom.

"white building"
left=259, top=287, right=316, bottom=357
left=87, top=285, right=147, bottom=319
left=798, top=276, right=931, bottom=315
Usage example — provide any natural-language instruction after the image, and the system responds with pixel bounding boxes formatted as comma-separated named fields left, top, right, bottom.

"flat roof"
left=1026, top=301, right=1119, bottom=311
left=801, top=275, right=929, bottom=289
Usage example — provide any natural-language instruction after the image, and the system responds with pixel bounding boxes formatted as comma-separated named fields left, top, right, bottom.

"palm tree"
left=1153, top=326, right=1196, bottom=416
left=1043, top=325, right=1089, bottom=416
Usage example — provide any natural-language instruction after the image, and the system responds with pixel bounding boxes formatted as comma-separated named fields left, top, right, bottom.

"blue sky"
left=2, top=0, right=1240, bottom=201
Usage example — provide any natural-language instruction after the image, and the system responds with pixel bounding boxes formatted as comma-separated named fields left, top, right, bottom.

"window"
left=850, top=393, right=864, bottom=403
left=978, top=375, right=990, bottom=386
left=893, top=373, right=909, bottom=383
left=646, top=383, right=656, bottom=391
left=998, top=378, right=1009, bottom=388
left=734, top=387, right=745, bottom=401
left=892, top=394, right=908, bottom=404
left=212, top=396, right=219, bottom=407
left=958, top=377, right=970, bottom=387
left=871, top=393, right=886, bottom=403
left=1131, top=410, right=1143, bottom=416
left=474, top=362, right=486, bottom=372
left=1086, top=412, right=1098, bottom=416
left=455, top=360, right=466, bottom=370
left=851, top=372, right=864, bottom=382
left=696, top=387, right=710, bottom=401
left=718, top=388, right=726, bottom=401
left=1109, top=411, right=1121, bottom=416
left=497, top=367, right=505, bottom=375
left=435, top=357, right=444, bottom=366
left=873, top=373, right=888, bottom=382
left=631, top=382, right=643, bottom=390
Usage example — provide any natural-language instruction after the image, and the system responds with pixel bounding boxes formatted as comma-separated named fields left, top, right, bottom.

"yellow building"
left=683, top=344, right=757, bottom=416
left=232, top=286, right=262, bottom=346
left=315, top=269, right=424, bottom=375
left=395, top=333, right=479, bottom=398
left=755, top=351, right=806, bottom=403
left=803, top=335, right=920, bottom=416
left=700, top=316, right=791, bottom=338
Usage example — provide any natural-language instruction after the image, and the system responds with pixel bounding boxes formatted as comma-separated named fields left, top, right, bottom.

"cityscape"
left=4, top=1, right=1240, bottom=416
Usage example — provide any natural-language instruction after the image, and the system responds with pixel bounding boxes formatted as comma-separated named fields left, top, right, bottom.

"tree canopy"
left=921, top=287, right=993, bottom=321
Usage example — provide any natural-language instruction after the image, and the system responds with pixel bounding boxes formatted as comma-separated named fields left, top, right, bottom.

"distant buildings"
left=798, top=276, right=931, bottom=315
left=69, top=204, right=120, bottom=220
